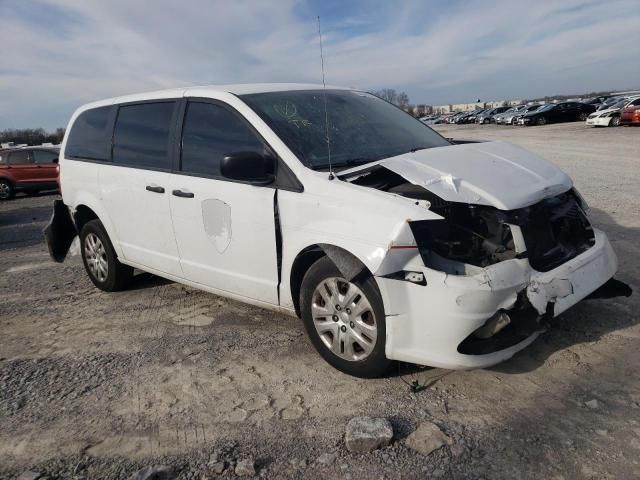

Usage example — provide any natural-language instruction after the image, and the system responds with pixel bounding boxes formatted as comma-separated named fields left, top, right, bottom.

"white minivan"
left=46, top=84, right=631, bottom=377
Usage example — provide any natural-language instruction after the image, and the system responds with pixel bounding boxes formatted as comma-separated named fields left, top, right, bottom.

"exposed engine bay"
left=346, top=167, right=595, bottom=274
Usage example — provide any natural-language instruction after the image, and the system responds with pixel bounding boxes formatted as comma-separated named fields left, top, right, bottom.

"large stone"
left=405, top=422, right=453, bottom=456
left=128, top=465, right=175, bottom=480
left=345, top=416, right=394, bottom=453
left=235, top=458, right=256, bottom=476
left=16, top=472, right=41, bottom=480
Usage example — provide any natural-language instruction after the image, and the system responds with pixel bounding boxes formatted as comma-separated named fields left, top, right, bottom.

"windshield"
left=610, top=99, right=626, bottom=109
left=533, top=104, right=554, bottom=112
left=241, top=90, right=450, bottom=170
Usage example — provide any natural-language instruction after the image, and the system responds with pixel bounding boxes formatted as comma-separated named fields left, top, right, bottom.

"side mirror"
left=221, top=151, right=275, bottom=186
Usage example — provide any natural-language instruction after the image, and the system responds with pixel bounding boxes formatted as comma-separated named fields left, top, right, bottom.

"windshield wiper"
left=409, top=146, right=430, bottom=153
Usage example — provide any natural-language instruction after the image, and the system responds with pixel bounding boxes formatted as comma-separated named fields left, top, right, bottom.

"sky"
left=1, top=0, right=639, bottom=129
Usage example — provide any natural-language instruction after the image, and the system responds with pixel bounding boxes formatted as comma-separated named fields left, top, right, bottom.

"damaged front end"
left=346, top=162, right=631, bottom=368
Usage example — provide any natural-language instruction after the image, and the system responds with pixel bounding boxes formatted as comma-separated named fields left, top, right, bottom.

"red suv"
left=0, top=147, right=60, bottom=200
left=620, top=97, right=640, bottom=126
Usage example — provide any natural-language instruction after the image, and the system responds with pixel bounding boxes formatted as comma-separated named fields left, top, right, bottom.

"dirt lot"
left=1, top=122, right=639, bottom=479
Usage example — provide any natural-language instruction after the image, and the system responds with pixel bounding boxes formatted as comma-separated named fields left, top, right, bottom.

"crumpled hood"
left=344, top=141, right=573, bottom=210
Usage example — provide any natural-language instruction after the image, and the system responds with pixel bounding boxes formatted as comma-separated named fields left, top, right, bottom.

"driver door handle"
left=145, top=185, right=165, bottom=194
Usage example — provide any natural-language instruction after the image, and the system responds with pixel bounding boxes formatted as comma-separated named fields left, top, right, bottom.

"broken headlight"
left=409, top=204, right=518, bottom=271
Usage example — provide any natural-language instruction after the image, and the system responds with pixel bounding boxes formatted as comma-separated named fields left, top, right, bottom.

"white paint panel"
left=169, top=175, right=279, bottom=305
left=99, top=165, right=183, bottom=277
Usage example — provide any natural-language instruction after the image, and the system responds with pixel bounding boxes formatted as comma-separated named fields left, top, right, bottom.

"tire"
left=578, top=112, right=588, bottom=121
left=80, top=219, right=133, bottom=292
left=0, top=179, right=15, bottom=200
left=536, top=116, right=547, bottom=126
left=299, top=256, right=391, bottom=378
left=610, top=116, right=620, bottom=127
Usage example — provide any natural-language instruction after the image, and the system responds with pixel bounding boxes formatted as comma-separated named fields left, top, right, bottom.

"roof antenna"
left=317, top=16, right=334, bottom=180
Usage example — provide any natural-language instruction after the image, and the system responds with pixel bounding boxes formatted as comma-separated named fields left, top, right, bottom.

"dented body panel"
left=49, top=84, right=630, bottom=372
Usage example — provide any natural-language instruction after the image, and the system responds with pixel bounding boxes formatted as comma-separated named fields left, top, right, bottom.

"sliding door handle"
left=172, top=189, right=194, bottom=198
left=145, top=185, right=165, bottom=194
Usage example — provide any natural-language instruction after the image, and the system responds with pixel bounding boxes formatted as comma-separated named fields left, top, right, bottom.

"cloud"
left=1, top=0, right=638, bottom=129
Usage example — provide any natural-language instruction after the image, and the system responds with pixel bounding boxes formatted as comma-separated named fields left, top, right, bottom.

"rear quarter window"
left=65, top=106, right=114, bottom=161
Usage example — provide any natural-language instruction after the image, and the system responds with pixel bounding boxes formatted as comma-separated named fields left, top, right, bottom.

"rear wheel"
left=578, top=112, right=588, bottom=121
left=0, top=180, right=14, bottom=200
left=300, top=256, right=391, bottom=378
left=80, top=219, right=133, bottom=292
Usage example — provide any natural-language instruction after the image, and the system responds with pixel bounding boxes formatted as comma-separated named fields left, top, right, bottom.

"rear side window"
left=66, top=106, right=113, bottom=160
left=33, top=150, right=59, bottom=164
left=113, top=102, right=176, bottom=169
left=8, top=150, right=31, bottom=164
left=181, top=102, right=263, bottom=177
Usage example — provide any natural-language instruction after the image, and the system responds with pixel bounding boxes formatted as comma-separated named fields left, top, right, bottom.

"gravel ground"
left=0, top=122, right=638, bottom=479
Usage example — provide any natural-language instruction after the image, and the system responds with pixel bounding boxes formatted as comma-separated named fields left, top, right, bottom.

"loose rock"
left=405, top=422, right=453, bottom=456
left=209, top=462, right=225, bottom=474
left=585, top=399, right=599, bottom=409
left=317, top=452, right=337, bottom=465
left=289, top=458, right=307, bottom=469
left=16, top=472, right=41, bottom=480
left=129, top=465, right=175, bottom=480
left=235, top=458, right=256, bottom=476
left=345, top=416, right=394, bottom=453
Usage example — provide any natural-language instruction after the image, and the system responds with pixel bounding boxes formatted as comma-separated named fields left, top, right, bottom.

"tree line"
left=0, top=128, right=65, bottom=146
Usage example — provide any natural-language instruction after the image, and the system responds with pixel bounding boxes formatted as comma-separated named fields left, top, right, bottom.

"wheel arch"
left=74, top=204, right=99, bottom=231
left=289, top=243, right=373, bottom=318
left=68, top=192, right=123, bottom=258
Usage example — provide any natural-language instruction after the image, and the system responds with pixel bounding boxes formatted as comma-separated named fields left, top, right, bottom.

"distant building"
left=451, top=102, right=485, bottom=112
left=433, top=105, right=452, bottom=113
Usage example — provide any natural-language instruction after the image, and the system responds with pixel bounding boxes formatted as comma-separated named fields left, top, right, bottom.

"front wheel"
left=536, top=116, right=547, bottom=126
left=578, top=112, right=588, bottom=121
left=610, top=116, right=620, bottom=127
left=0, top=180, right=14, bottom=200
left=300, top=256, right=391, bottom=378
left=80, top=219, right=133, bottom=292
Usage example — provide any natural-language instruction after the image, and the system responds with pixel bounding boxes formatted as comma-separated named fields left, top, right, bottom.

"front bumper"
left=377, top=229, right=620, bottom=369
left=586, top=116, right=611, bottom=127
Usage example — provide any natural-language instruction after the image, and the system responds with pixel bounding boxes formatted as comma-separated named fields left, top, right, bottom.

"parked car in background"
left=464, top=109, right=486, bottom=124
left=586, top=96, right=640, bottom=127
left=448, top=112, right=465, bottom=124
left=494, top=105, right=526, bottom=124
left=511, top=105, right=544, bottom=125
left=477, top=106, right=510, bottom=124
left=519, top=102, right=596, bottom=126
left=0, top=146, right=60, bottom=200
left=45, top=84, right=630, bottom=376
left=620, top=97, right=640, bottom=126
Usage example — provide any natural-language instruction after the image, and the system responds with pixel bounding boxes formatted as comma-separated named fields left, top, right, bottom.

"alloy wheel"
left=84, top=232, right=108, bottom=282
left=0, top=182, right=11, bottom=200
left=311, top=277, right=377, bottom=361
